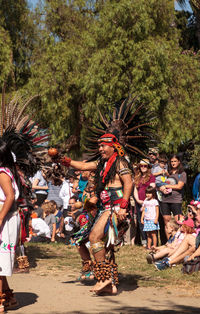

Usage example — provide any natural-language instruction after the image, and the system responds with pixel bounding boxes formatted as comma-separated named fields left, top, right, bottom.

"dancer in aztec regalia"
left=0, top=93, right=49, bottom=312
left=61, top=96, right=155, bottom=295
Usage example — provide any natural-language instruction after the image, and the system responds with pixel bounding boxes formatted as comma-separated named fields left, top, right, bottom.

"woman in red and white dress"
left=0, top=140, right=20, bottom=313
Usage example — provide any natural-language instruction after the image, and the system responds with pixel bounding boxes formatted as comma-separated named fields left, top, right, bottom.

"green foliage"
left=21, top=0, right=200, bottom=170
left=0, top=26, right=12, bottom=86
left=0, top=0, right=38, bottom=88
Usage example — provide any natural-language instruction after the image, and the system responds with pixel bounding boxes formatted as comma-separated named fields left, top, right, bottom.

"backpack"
left=192, top=174, right=200, bottom=201
left=182, top=257, right=200, bottom=274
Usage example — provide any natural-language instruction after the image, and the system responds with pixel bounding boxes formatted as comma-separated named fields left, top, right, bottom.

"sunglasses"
left=187, top=208, right=196, bottom=216
left=140, top=165, right=148, bottom=168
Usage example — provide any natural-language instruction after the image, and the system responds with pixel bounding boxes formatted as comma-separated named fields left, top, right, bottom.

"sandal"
left=4, top=289, right=18, bottom=310
left=78, top=260, right=94, bottom=281
left=78, top=271, right=94, bottom=281
left=146, top=252, right=155, bottom=264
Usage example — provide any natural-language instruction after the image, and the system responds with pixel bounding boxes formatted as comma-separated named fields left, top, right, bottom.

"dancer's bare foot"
left=90, top=278, right=112, bottom=292
left=96, top=284, right=117, bottom=296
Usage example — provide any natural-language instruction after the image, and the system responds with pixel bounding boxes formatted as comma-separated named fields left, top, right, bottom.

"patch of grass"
left=116, top=245, right=200, bottom=295
left=25, top=242, right=200, bottom=295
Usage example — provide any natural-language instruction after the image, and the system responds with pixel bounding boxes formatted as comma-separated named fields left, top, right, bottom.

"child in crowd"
left=150, top=218, right=196, bottom=266
left=152, top=154, right=172, bottom=196
left=154, top=218, right=197, bottom=270
left=42, top=202, right=56, bottom=242
left=49, top=200, right=62, bottom=234
left=146, top=218, right=179, bottom=263
left=141, top=186, right=160, bottom=249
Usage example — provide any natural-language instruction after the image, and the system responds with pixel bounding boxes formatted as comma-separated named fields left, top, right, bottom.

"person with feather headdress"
left=61, top=96, right=155, bottom=295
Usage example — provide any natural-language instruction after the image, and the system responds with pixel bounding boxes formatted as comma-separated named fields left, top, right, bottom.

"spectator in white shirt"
left=59, top=170, right=75, bottom=210
left=29, top=218, right=51, bottom=242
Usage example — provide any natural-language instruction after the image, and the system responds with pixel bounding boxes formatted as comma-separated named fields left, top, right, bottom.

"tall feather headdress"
left=0, top=91, right=49, bottom=176
left=86, top=96, right=156, bottom=160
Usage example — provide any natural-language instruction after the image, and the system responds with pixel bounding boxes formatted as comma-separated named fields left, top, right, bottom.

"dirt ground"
left=7, top=269, right=200, bottom=314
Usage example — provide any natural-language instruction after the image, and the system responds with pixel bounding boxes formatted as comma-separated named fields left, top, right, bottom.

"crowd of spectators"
left=21, top=148, right=200, bottom=276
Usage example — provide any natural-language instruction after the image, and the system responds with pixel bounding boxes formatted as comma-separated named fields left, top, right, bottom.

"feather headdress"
left=86, top=96, right=156, bottom=160
left=0, top=92, right=49, bottom=176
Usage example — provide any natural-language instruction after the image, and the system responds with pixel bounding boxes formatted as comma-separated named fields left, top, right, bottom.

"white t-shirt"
left=32, top=218, right=51, bottom=238
left=143, top=199, right=159, bottom=220
left=59, top=180, right=74, bottom=209
left=64, top=216, right=74, bottom=232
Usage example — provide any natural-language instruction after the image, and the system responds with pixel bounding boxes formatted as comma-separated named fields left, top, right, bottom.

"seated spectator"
left=49, top=200, right=62, bottom=234
left=30, top=193, right=43, bottom=218
left=148, top=218, right=195, bottom=264
left=146, top=218, right=179, bottom=264
left=29, top=217, right=51, bottom=243
left=42, top=202, right=56, bottom=242
left=154, top=218, right=196, bottom=270
left=59, top=196, right=81, bottom=243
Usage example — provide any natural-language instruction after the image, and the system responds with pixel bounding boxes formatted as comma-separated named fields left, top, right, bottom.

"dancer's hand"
left=60, top=156, right=71, bottom=167
left=117, top=208, right=127, bottom=221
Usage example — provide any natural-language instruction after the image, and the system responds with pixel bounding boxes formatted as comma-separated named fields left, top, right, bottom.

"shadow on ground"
left=36, top=305, right=200, bottom=314
left=25, top=245, right=58, bottom=268
left=15, top=292, right=38, bottom=309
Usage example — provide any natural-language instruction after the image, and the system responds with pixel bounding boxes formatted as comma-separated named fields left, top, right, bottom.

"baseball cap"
left=177, top=218, right=194, bottom=228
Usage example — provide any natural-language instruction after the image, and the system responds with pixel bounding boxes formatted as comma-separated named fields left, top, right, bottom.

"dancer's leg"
left=77, top=244, right=94, bottom=280
left=0, top=277, right=5, bottom=313
left=77, top=244, right=91, bottom=261
left=89, top=211, right=117, bottom=293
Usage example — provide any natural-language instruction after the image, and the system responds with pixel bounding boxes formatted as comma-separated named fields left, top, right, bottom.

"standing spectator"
left=151, top=153, right=169, bottom=245
left=160, top=154, right=187, bottom=239
left=134, top=159, right=155, bottom=246
left=59, top=196, right=79, bottom=244
left=192, top=173, right=200, bottom=201
left=59, top=169, right=75, bottom=210
left=72, top=171, right=90, bottom=201
left=148, top=147, right=159, bottom=171
left=141, top=186, right=160, bottom=249
left=46, top=178, right=63, bottom=209
left=32, top=170, right=48, bottom=206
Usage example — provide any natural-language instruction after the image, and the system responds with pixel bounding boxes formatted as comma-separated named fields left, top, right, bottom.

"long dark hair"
left=0, top=139, right=18, bottom=181
left=168, top=154, right=184, bottom=175
left=95, top=156, right=130, bottom=196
